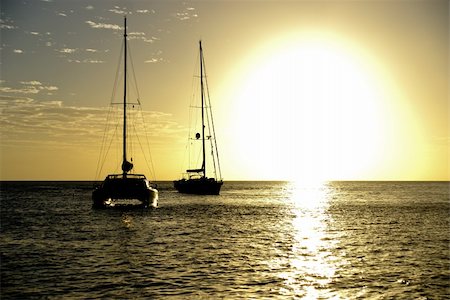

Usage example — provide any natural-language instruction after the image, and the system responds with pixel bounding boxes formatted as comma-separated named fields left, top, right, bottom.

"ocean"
left=1, top=181, right=449, bottom=299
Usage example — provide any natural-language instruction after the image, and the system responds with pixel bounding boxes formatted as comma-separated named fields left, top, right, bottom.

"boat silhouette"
left=174, top=41, right=223, bottom=195
left=92, top=17, right=158, bottom=208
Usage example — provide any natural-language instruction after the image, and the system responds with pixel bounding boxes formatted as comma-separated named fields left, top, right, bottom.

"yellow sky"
left=0, top=1, right=448, bottom=181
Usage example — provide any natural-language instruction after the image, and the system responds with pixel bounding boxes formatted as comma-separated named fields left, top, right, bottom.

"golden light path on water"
left=276, top=181, right=342, bottom=298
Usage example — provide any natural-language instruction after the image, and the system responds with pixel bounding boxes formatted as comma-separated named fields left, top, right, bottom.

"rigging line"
left=205, top=107, right=217, bottom=179
left=95, top=99, right=121, bottom=179
left=124, top=36, right=155, bottom=177
left=110, top=40, right=125, bottom=105
left=202, top=49, right=217, bottom=178
left=94, top=106, right=114, bottom=180
left=95, top=41, right=124, bottom=180
left=205, top=108, right=218, bottom=180
left=128, top=106, right=134, bottom=165
left=94, top=106, right=109, bottom=179
left=114, top=108, right=122, bottom=174
left=201, top=54, right=217, bottom=180
left=96, top=37, right=126, bottom=177
left=203, top=58, right=222, bottom=180
left=140, top=109, right=157, bottom=181
left=97, top=114, right=121, bottom=179
left=186, top=52, right=200, bottom=172
left=133, top=120, right=155, bottom=180
left=126, top=61, right=158, bottom=179
left=100, top=122, right=120, bottom=177
left=133, top=106, right=156, bottom=180
left=95, top=107, right=116, bottom=179
left=127, top=42, right=142, bottom=105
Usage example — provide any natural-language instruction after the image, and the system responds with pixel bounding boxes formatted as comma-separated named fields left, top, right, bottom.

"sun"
left=226, top=33, right=387, bottom=182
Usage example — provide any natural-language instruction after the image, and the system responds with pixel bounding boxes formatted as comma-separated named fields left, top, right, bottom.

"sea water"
left=1, top=181, right=449, bottom=299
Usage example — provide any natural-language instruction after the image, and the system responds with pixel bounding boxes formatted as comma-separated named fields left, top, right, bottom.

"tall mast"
left=122, top=16, right=128, bottom=174
left=200, top=40, right=206, bottom=177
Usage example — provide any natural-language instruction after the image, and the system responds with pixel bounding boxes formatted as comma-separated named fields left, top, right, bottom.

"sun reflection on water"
left=277, top=181, right=340, bottom=298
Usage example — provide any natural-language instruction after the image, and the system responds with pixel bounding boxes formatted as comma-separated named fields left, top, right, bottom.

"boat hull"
left=93, top=175, right=158, bottom=208
left=174, top=178, right=223, bottom=195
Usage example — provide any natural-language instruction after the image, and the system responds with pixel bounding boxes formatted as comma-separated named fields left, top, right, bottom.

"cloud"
left=86, top=20, right=122, bottom=31
left=136, top=9, right=155, bottom=14
left=109, top=7, right=128, bottom=15
left=174, top=6, right=198, bottom=21
left=0, top=97, right=105, bottom=148
left=0, top=81, right=58, bottom=94
left=21, top=81, right=42, bottom=86
left=175, top=12, right=191, bottom=21
left=145, top=58, right=163, bottom=64
left=58, top=48, right=77, bottom=54
left=0, top=97, right=184, bottom=149
left=128, top=32, right=158, bottom=43
left=0, top=19, right=17, bottom=30
left=56, top=47, right=107, bottom=62
left=68, top=59, right=105, bottom=64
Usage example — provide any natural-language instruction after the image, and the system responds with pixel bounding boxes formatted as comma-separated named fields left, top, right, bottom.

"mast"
left=200, top=40, right=206, bottom=178
left=122, top=16, right=128, bottom=175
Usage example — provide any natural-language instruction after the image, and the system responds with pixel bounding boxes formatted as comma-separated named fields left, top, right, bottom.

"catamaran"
left=92, top=17, right=158, bottom=208
left=174, top=41, right=223, bottom=195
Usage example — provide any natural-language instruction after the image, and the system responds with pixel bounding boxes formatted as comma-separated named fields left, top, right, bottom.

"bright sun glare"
left=229, top=34, right=387, bottom=182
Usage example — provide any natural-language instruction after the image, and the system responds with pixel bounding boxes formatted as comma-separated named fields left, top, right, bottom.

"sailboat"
left=92, top=17, right=158, bottom=208
left=174, top=40, right=223, bottom=195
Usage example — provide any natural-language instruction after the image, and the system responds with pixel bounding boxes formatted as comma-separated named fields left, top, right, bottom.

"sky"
left=0, top=0, right=448, bottom=181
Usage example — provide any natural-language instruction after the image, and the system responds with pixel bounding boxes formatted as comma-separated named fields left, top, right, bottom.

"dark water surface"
left=1, top=181, right=449, bottom=299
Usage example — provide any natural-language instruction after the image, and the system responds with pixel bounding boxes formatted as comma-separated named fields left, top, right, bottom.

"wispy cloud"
left=0, top=81, right=58, bottom=94
left=58, top=48, right=77, bottom=54
left=0, top=96, right=184, bottom=149
left=0, top=96, right=106, bottom=148
left=68, top=59, right=105, bottom=64
left=109, top=6, right=128, bottom=15
left=21, top=81, right=43, bottom=86
left=56, top=47, right=107, bottom=63
left=86, top=20, right=122, bottom=31
left=174, top=6, right=198, bottom=21
left=145, top=50, right=164, bottom=63
left=145, top=58, right=164, bottom=64
left=128, top=32, right=158, bottom=43
left=0, top=23, right=16, bottom=30
left=136, top=9, right=155, bottom=14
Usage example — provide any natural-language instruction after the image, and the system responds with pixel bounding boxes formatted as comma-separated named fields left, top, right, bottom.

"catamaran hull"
left=92, top=188, right=158, bottom=208
left=174, top=178, right=223, bottom=195
left=92, top=176, right=158, bottom=208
